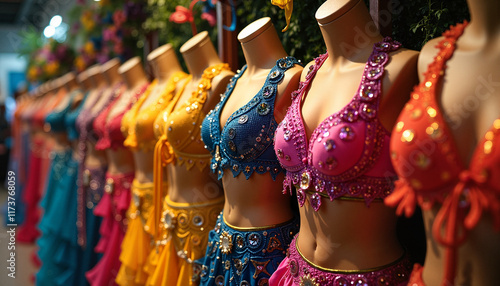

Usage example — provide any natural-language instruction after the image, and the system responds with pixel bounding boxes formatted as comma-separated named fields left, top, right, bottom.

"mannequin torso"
left=166, top=31, right=234, bottom=204
left=129, top=45, right=186, bottom=184
left=217, top=17, right=303, bottom=227
left=416, top=0, right=500, bottom=284
left=297, top=0, right=419, bottom=270
left=104, top=57, right=148, bottom=175
left=83, top=59, right=123, bottom=168
left=80, top=66, right=109, bottom=168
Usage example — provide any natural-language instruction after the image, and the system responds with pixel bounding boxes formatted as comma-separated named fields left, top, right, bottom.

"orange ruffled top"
left=385, top=22, right=500, bottom=285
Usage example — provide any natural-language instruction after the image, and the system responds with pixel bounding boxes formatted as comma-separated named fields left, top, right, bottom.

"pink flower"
left=97, top=53, right=109, bottom=64
left=201, top=10, right=216, bottom=26
left=113, top=10, right=127, bottom=28
left=169, top=6, right=193, bottom=24
left=103, top=26, right=117, bottom=42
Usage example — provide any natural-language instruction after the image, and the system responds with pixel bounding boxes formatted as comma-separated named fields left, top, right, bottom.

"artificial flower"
left=201, top=9, right=216, bottom=26
left=169, top=6, right=193, bottom=24
left=113, top=10, right=127, bottom=28
left=44, top=61, right=60, bottom=76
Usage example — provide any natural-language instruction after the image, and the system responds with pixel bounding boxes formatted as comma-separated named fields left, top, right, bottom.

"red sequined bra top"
left=274, top=38, right=401, bottom=211
left=93, top=84, right=146, bottom=150
left=385, top=22, right=500, bottom=285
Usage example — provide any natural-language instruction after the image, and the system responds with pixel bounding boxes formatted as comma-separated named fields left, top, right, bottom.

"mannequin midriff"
left=130, top=44, right=186, bottom=184
left=297, top=0, right=419, bottom=270
left=219, top=17, right=302, bottom=227
left=104, top=58, right=147, bottom=175
left=81, top=64, right=110, bottom=168
left=166, top=31, right=233, bottom=204
left=416, top=0, right=500, bottom=284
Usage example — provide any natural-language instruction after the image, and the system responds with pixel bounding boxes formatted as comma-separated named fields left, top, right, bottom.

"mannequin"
left=77, top=70, right=92, bottom=92
left=385, top=0, right=500, bottom=285
left=197, top=17, right=303, bottom=285
left=74, top=62, right=120, bottom=285
left=148, top=31, right=233, bottom=286
left=116, top=45, right=188, bottom=285
left=90, top=58, right=125, bottom=119
left=85, top=56, right=149, bottom=286
left=218, top=17, right=301, bottom=226
left=108, top=56, right=148, bottom=175
left=15, top=76, right=67, bottom=243
left=36, top=70, right=87, bottom=285
left=269, top=0, right=419, bottom=285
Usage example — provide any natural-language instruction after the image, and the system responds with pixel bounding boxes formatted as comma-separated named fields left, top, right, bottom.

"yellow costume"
left=116, top=72, right=189, bottom=285
left=148, top=64, right=230, bottom=286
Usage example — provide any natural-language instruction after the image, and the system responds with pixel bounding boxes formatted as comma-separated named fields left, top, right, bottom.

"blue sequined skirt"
left=37, top=151, right=79, bottom=286
left=196, top=212, right=299, bottom=286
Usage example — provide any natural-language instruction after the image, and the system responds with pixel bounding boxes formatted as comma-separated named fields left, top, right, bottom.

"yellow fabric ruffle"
left=271, top=0, right=293, bottom=32
left=116, top=180, right=155, bottom=286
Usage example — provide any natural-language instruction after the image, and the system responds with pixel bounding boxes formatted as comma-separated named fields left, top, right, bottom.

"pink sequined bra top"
left=274, top=38, right=401, bottom=211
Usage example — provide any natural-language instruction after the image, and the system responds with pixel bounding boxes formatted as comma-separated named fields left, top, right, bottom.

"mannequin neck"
left=182, top=37, right=222, bottom=81
left=152, top=51, right=183, bottom=82
left=240, top=24, right=288, bottom=76
left=317, top=0, right=382, bottom=63
left=66, top=78, right=80, bottom=92
left=104, top=65, right=122, bottom=86
left=466, top=0, right=500, bottom=39
left=92, top=73, right=107, bottom=89
left=121, top=63, right=148, bottom=91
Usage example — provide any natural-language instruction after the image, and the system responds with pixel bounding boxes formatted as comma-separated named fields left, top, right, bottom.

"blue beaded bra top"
left=45, top=90, right=79, bottom=133
left=201, top=56, right=301, bottom=180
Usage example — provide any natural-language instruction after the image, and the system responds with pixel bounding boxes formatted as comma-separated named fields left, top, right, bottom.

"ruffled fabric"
left=86, top=172, right=133, bottom=286
left=16, top=137, right=43, bottom=243
left=408, top=264, right=425, bottom=286
left=36, top=151, right=80, bottom=286
left=116, top=180, right=155, bottom=286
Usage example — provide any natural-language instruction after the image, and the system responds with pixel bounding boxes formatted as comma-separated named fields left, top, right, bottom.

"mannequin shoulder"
left=204, top=69, right=235, bottom=111
left=418, top=37, right=443, bottom=80
left=300, top=60, right=316, bottom=81
left=280, top=65, right=303, bottom=89
left=386, top=48, right=419, bottom=79
left=211, top=70, right=236, bottom=92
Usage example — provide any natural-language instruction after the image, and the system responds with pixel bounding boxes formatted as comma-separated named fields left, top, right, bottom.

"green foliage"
left=16, top=27, right=44, bottom=59
left=236, top=1, right=324, bottom=65
left=147, top=1, right=469, bottom=69
left=392, top=0, right=469, bottom=50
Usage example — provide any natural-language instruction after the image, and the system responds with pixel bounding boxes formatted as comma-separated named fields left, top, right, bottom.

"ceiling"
left=0, top=0, right=32, bottom=25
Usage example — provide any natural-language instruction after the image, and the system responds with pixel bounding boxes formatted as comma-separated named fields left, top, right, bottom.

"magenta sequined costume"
left=270, top=38, right=412, bottom=285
